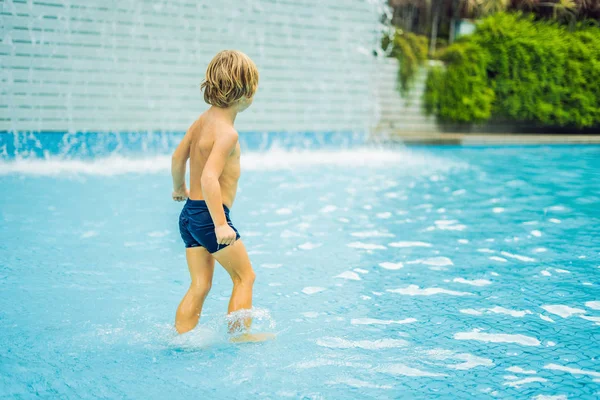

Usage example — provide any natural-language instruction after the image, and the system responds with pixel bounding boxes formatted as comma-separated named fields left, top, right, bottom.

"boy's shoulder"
left=212, top=120, right=238, bottom=142
left=197, top=114, right=238, bottom=139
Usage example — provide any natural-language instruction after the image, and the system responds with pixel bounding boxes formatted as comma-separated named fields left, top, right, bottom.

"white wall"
left=373, top=57, right=438, bottom=134
left=0, top=0, right=383, bottom=133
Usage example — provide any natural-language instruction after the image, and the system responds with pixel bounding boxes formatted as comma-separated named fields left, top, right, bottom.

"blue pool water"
left=1, top=136, right=599, bottom=399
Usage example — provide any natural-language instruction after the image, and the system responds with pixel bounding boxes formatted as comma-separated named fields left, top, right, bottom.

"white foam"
left=376, top=364, right=446, bottom=377
left=478, top=248, right=495, bottom=253
left=247, top=250, right=269, bottom=255
left=335, top=271, right=361, bottom=281
left=426, top=349, right=493, bottom=370
left=388, top=241, right=432, bottom=248
left=148, top=230, right=171, bottom=237
left=281, top=230, right=305, bottom=239
left=266, top=220, right=291, bottom=227
left=350, top=231, right=394, bottom=238
left=294, top=359, right=371, bottom=369
left=81, top=230, right=97, bottom=239
left=453, top=278, right=492, bottom=287
left=531, top=230, right=542, bottom=237
left=541, top=270, right=552, bottom=276
left=548, top=218, right=562, bottom=224
left=489, top=256, right=508, bottom=263
left=585, top=301, right=600, bottom=310
left=580, top=315, right=600, bottom=325
left=388, top=285, right=472, bottom=297
left=533, top=247, right=548, bottom=253
left=275, top=208, right=292, bottom=215
left=492, top=207, right=505, bottom=213
left=501, top=251, right=536, bottom=262
left=460, top=309, right=483, bottom=316
left=435, top=219, right=462, bottom=226
left=354, top=268, right=369, bottom=274
left=453, top=189, right=466, bottom=196
left=301, top=287, right=326, bottom=295
left=326, top=378, right=392, bottom=390
left=351, top=317, right=417, bottom=325
left=544, top=364, right=600, bottom=378
left=378, top=262, right=404, bottom=270
left=554, top=269, right=570, bottom=274
left=547, top=205, right=568, bottom=212
left=347, top=242, right=386, bottom=250
left=298, top=242, right=322, bottom=250
left=449, top=354, right=493, bottom=370
left=487, top=306, right=532, bottom=318
left=261, top=263, right=283, bottom=269
left=301, top=312, right=320, bottom=318
left=504, top=377, right=547, bottom=388
left=461, top=307, right=531, bottom=317
left=541, top=305, right=585, bottom=318
left=376, top=212, right=392, bottom=219
left=458, top=239, right=469, bottom=244
left=319, top=205, right=337, bottom=213
left=539, top=314, right=555, bottom=323
left=418, top=257, right=454, bottom=266
left=1, top=148, right=467, bottom=176
left=415, top=203, right=432, bottom=209
left=454, top=329, right=540, bottom=346
left=532, top=396, right=567, bottom=400
left=316, top=337, right=408, bottom=349
left=506, top=366, right=536, bottom=374
left=0, top=155, right=174, bottom=176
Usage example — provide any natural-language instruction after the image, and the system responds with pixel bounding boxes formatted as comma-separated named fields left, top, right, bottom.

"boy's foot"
left=230, top=332, right=276, bottom=343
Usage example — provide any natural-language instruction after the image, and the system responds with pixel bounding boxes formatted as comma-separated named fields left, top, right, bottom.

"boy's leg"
left=212, top=240, right=256, bottom=331
left=175, top=247, right=215, bottom=334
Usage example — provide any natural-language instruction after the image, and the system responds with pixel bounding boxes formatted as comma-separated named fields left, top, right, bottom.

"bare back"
left=187, top=114, right=241, bottom=208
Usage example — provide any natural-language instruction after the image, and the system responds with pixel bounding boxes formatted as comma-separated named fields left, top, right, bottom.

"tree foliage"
left=383, top=30, right=429, bottom=95
left=424, top=12, right=600, bottom=127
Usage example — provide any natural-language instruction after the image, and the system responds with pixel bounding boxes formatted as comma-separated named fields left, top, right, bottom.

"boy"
left=171, top=50, right=269, bottom=341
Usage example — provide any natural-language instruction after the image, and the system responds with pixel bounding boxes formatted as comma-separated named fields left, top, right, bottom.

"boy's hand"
left=215, top=224, right=237, bottom=246
left=172, top=186, right=189, bottom=202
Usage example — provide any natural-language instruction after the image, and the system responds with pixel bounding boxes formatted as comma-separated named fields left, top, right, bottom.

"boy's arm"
left=201, top=130, right=238, bottom=243
left=171, top=130, right=192, bottom=200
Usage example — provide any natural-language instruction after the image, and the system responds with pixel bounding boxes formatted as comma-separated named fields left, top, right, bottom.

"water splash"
left=225, top=307, right=276, bottom=333
left=0, top=147, right=467, bottom=176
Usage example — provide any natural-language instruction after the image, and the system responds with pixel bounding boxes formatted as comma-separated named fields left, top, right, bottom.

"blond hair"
left=200, top=50, right=259, bottom=108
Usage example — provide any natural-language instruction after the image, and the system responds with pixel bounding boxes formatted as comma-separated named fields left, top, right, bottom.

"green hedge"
left=424, top=13, right=600, bottom=128
left=383, top=30, right=428, bottom=96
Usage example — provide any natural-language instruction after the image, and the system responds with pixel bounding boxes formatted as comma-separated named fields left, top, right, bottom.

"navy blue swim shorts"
left=179, top=199, right=240, bottom=253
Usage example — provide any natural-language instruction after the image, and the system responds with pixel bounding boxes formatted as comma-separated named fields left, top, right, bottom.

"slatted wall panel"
left=374, top=58, right=439, bottom=134
left=0, top=0, right=382, bottom=133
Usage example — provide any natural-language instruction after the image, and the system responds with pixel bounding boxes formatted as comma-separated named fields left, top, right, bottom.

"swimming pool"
left=1, top=135, right=599, bottom=399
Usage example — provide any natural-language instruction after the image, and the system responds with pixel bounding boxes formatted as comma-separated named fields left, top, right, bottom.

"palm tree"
left=447, top=0, right=510, bottom=45
left=461, top=0, right=511, bottom=17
